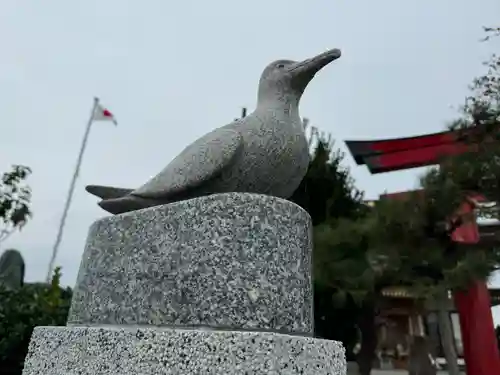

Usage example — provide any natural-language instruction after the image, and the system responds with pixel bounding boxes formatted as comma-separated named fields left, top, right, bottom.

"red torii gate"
left=346, top=130, right=500, bottom=375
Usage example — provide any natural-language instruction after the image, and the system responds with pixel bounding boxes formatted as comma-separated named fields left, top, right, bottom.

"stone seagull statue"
left=87, top=48, right=342, bottom=214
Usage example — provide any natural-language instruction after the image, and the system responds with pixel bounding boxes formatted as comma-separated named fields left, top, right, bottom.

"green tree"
left=314, top=282, right=361, bottom=361
left=289, top=122, right=367, bottom=360
left=0, top=267, right=72, bottom=375
left=0, top=165, right=32, bottom=245
left=291, top=126, right=364, bottom=225
left=313, top=215, right=382, bottom=375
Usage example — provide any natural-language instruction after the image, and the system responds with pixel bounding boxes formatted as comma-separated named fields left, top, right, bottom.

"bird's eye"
left=276, top=63, right=285, bottom=69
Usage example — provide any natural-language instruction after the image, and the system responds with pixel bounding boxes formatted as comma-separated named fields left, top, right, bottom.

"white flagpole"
left=45, top=97, right=100, bottom=283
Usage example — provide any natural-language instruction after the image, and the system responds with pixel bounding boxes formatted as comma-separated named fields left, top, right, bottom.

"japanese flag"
left=93, top=103, right=117, bottom=126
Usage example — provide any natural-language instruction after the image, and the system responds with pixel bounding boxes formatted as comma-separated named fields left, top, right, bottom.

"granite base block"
left=23, top=326, right=346, bottom=375
left=68, top=193, right=313, bottom=334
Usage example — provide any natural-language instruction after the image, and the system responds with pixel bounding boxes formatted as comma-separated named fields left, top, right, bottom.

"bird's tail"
left=85, top=185, right=133, bottom=200
left=98, top=195, right=163, bottom=215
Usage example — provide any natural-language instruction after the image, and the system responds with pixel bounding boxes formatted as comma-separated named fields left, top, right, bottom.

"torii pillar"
left=346, top=130, right=500, bottom=375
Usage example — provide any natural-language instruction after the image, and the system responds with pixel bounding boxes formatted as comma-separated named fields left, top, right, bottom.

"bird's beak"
left=287, top=48, right=341, bottom=79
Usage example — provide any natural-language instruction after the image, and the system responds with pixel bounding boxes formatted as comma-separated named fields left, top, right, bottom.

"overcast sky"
left=1, top=0, right=499, bottom=320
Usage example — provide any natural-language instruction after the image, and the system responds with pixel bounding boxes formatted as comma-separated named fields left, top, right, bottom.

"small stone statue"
left=0, top=248, right=25, bottom=290
left=408, top=336, right=437, bottom=375
left=86, top=49, right=342, bottom=214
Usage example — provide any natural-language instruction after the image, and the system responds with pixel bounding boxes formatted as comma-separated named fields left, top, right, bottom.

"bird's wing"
left=132, top=127, right=243, bottom=199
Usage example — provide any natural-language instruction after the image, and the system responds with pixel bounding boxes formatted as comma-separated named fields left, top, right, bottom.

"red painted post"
left=451, top=199, right=500, bottom=375
left=454, top=282, right=500, bottom=375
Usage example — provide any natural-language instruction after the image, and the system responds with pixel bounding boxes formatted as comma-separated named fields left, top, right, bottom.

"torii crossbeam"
left=346, top=128, right=500, bottom=375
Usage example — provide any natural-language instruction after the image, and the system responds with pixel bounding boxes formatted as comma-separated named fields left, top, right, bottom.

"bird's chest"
left=236, top=117, right=309, bottom=192
left=246, top=119, right=305, bottom=165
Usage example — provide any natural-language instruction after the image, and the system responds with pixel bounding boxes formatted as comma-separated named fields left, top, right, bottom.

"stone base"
left=68, top=193, right=313, bottom=335
left=23, top=326, right=345, bottom=374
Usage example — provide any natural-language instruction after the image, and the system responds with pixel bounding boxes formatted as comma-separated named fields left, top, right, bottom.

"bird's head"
left=257, top=48, right=341, bottom=107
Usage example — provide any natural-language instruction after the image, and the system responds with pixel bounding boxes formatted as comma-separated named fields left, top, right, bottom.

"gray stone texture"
left=0, top=249, right=25, bottom=290
left=0, top=248, right=25, bottom=290
left=68, top=193, right=314, bottom=335
left=23, top=326, right=346, bottom=375
left=86, top=49, right=341, bottom=215
left=23, top=192, right=346, bottom=374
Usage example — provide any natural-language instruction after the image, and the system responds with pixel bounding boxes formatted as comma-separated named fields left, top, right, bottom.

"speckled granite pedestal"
left=22, top=193, right=345, bottom=374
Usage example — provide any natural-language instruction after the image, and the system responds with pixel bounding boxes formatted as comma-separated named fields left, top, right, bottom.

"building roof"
left=381, top=286, right=500, bottom=307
